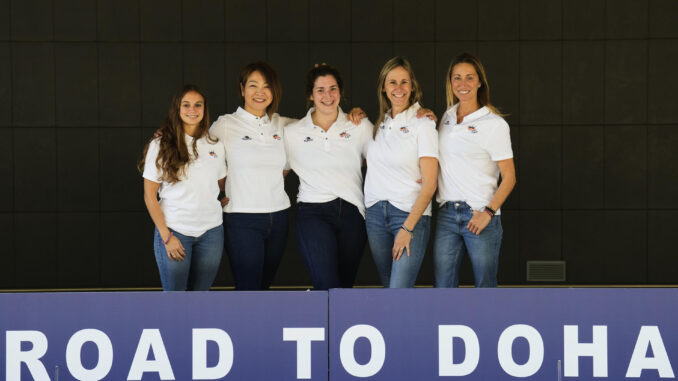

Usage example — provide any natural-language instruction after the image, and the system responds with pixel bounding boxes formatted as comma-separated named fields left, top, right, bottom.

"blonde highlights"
left=445, top=52, right=503, bottom=116
left=374, top=56, right=423, bottom=136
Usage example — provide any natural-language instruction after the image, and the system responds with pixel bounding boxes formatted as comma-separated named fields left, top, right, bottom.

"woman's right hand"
left=220, top=197, right=230, bottom=207
left=164, top=235, right=186, bottom=261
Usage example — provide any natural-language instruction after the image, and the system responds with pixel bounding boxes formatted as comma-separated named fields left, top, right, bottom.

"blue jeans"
left=154, top=225, right=224, bottom=291
left=296, top=198, right=367, bottom=290
left=365, top=201, right=430, bottom=288
left=433, top=201, right=503, bottom=288
left=224, top=209, right=288, bottom=290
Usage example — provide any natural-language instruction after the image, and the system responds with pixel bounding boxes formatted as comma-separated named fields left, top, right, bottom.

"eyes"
left=247, top=83, right=270, bottom=89
left=452, top=75, right=476, bottom=81
left=314, top=86, right=339, bottom=94
left=386, top=79, right=409, bottom=86
left=181, top=103, right=203, bottom=109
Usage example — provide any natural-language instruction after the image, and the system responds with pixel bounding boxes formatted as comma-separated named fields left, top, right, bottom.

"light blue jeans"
left=154, top=225, right=224, bottom=291
left=366, top=201, right=430, bottom=288
left=433, top=201, right=503, bottom=288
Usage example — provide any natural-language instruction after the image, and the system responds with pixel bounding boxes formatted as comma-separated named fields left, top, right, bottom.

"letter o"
left=497, top=324, right=543, bottom=377
left=339, top=325, right=385, bottom=378
left=66, top=329, right=114, bottom=381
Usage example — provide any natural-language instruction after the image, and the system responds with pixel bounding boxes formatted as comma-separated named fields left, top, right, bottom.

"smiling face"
left=241, top=70, right=273, bottom=117
left=310, top=75, right=340, bottom=115
left=179, top=91, right=204, bottom=131
left=451, top=62, right=481, bottom=105
left=383, top=66, right=412, bottom=114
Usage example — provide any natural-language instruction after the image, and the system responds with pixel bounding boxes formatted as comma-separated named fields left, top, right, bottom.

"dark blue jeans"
left=296, top=198, right=367, bottom=290
left=224, top=209, right=289, bottom=290
left=153, top=225, right=224, bottom=291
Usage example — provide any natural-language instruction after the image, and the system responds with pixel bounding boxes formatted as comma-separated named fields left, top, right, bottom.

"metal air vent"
left=527, top=261, right=566, bottom=282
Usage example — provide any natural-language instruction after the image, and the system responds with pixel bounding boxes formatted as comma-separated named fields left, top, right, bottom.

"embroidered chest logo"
left=242, top=135, right=252, bottom=141
left=304, top=137, right=313, bottom=142
left=339, top=131, right=351, bottom=139
left=379, top=123, right=385, bottom=129
left=444, top=120, right=451, bottom=125
left=272, top=134, right=281, bottom=140
left=400, top=126, right=410, bottom=133
left=209, top=150, right=218, bottom=158
left=467, top=126, right=478, bottom=134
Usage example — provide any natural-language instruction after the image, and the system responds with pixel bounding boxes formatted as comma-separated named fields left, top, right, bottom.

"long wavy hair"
left=445, top=52, right=503, bottom=116
left=138, top=84, right=215, bottom=183
left=374, top=56, right=423, bottom=137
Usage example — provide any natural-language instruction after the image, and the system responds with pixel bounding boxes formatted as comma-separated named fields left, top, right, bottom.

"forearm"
left=144, top=193, right=170, bottom=240
left=403, top=183, right=436, bottom=230
left=487, top=175, right=515, bottom=211
left=403, top=158, right=439, bottom=230
left=487, top=158, right=516, bottom=212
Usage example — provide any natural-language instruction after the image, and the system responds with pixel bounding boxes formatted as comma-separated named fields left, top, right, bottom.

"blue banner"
left=329, top=288, right=678, bottom=381
left=1, top=292, right=328, bottom=381
left=3, top=289, right=678, bottom=380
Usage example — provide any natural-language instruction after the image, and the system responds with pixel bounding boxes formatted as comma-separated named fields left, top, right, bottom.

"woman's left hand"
left=467, top=210, right=491, bottom=235
left=416, top=107, right=438, bottom=123
left=392, top=229, right=412, bottom=261
left=347, top=107, right=367, bottom=125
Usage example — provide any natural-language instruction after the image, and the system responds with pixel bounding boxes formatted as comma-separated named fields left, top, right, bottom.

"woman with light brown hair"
left=364, top=56, right=439, bottom=288
left=434, top=52, right=516, bottom=288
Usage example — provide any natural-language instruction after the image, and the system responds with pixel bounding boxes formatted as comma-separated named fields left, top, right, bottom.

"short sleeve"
left=209, top=117, right=228, bottom=143
left=486, top=119, right=513, bottom=161
left=417, top=119, right=439, bottom=159
left=142, top=139, right=162, bottom=183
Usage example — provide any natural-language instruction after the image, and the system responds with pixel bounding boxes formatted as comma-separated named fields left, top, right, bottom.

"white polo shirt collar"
left=444, top=103, right=490, bottom=126
left=235, top=106, right=270, bottom=125
left=301, top=106, right=349, bottom=131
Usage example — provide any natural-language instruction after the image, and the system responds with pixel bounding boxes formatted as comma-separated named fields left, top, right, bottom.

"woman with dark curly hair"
left=140, top=84, right=226, bottom=291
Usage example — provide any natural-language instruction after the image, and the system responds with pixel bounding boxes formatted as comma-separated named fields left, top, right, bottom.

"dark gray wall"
left=1, top=0, right=677, bottom=289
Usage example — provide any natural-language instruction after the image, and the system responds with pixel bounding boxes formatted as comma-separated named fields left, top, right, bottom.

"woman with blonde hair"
left=434, top=52, right=516, bottom=288
left=364, top=56, right=439, bottom=288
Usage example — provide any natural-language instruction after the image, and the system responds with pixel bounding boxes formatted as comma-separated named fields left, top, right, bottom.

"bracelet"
left=484, top=206, right=496, bottom=216
left=163, top=231, right=173, bottom=245
left=400, top=225, right=413, bottom=235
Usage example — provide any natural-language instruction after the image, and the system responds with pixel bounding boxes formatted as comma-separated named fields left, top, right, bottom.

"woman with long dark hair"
left=434, top=52, right=516, bottom=288
left=140, top=84, right=226, bottom=291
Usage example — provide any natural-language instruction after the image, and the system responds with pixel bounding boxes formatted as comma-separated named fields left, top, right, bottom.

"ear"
left=240, top=84, right=245, bottom=97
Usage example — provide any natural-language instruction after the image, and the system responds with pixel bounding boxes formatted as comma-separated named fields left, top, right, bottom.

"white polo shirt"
left=364, top=102, right=439, bottom=216
left=209, top=107, right=295, bottom=213
left=437, top=104, right=513, bottom=214
left=284, top=107, right=373, bottom=217
left=143, top=135, right=227, bottom=237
